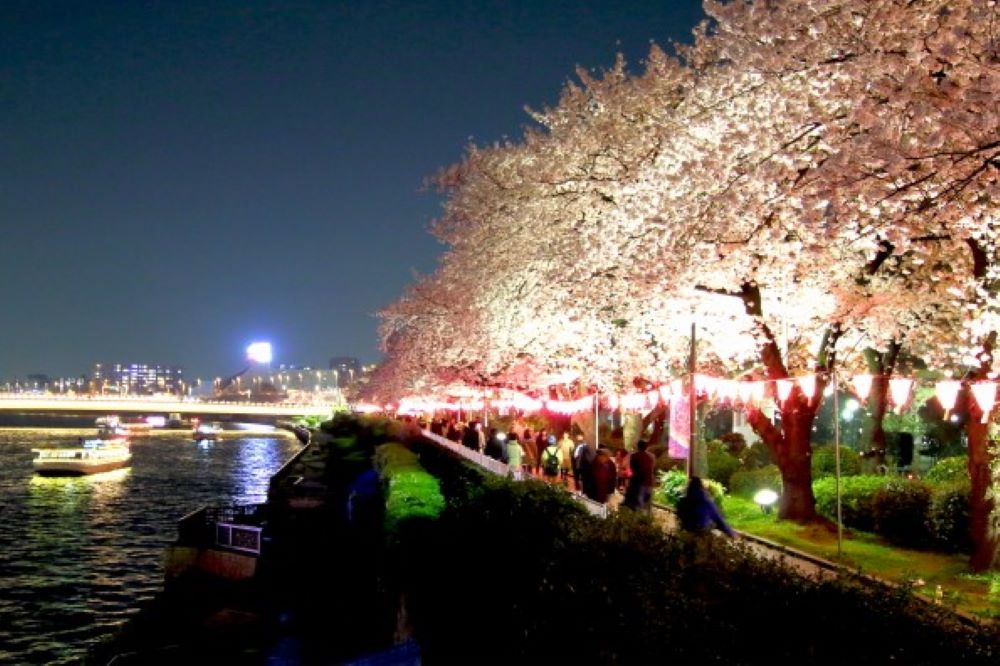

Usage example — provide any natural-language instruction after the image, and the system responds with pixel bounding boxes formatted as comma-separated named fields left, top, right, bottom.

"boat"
left=32, top=439, right=132, bottom=476
left=193, top=422, right=223, bottom=440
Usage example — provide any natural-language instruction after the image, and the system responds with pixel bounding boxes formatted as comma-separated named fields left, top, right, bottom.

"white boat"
left=32, top=439, right=132, bottom=476
left=193, top=422, right=223, bottom=440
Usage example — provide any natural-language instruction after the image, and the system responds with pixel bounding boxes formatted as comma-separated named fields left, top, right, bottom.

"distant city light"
left=246, top=342, right=273, bottom=365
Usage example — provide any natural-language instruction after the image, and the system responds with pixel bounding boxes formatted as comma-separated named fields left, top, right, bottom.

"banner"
left=668, top=395, right=690, bottom=459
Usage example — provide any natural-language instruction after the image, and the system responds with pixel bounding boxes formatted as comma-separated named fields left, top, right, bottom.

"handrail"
left=421, top=429, right=608, bottom=519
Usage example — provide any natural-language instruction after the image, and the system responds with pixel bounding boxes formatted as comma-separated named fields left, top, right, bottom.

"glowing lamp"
left=934, top=380, right=961, bottom=417
left=753, top=488, right=779, bottom=514
left=776, top=379, right=794, bottom=402
left=246, top=341, right=273, bottom=365
left=851, top=374, right=874, bottom=401
left=971, top=382, right=997, bottom=423
left=888, top=378, right=913, bottom=413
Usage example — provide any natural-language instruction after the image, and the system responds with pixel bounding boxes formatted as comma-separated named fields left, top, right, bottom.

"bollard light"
left=754, top=489, right=779, bottom=514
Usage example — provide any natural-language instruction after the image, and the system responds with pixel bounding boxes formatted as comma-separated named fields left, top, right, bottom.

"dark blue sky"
left=1, top=0, right=705, bottom=380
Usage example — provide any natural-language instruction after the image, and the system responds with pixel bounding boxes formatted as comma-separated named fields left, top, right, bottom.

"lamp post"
left=688, top=319, right=697, bottom=477
left=833, top=371, right=844, bottom=558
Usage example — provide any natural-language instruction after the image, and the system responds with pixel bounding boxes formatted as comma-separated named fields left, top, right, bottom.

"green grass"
left=723, top=495, right=1000, bottom=620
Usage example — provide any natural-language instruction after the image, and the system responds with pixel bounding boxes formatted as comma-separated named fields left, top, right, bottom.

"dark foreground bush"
left=401, top=474, right=998, bottom=665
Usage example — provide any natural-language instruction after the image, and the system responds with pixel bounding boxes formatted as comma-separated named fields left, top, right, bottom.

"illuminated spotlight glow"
left=753, top=488, right=779, bottom=514
left=246, top=341, right=273, bottom=365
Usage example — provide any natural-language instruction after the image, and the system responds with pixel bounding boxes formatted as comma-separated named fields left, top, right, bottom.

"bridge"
left=0, top=393, right=336, bottom=418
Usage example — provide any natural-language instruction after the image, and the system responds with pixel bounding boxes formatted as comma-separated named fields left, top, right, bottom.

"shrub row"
left=813, top=475, right=971, bottom=552
left=373, top=441, right=446, bottom=538
left=398, top=459, right=998, bottom=665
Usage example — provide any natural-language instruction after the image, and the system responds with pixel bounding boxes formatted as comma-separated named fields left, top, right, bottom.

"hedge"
left=925, top=456, right=969, bottom=484
left=401, top=470, right=999, bottom=665
left=374, top=442, right=445, bottom=538
left=730, top=464, right=782, bottom=499
left=811, top=445, right=862, bottom=478
left=814, top=475, right=970, bottom=553
left=814, top=475, right=887, bottom=532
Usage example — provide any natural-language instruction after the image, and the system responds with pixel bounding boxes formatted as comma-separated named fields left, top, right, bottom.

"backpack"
left=542, top=447, right=560, bottom=475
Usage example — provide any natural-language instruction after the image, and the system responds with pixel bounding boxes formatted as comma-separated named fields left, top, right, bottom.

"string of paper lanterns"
left=365, top=372, right=1000, bottom=425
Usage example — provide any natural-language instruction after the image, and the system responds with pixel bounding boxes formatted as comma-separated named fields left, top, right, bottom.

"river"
left=0, top=428, right=301, bottom=664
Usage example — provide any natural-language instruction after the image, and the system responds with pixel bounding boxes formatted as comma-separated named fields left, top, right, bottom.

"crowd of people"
left=424, top=416, right=734, bottom=537
left=427, top=417, right=659, bottom=512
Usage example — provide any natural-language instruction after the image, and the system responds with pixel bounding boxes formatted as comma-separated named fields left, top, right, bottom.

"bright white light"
left=754, top=489, right=779, bottom=506
left=246, top=342, right=273, bottom=365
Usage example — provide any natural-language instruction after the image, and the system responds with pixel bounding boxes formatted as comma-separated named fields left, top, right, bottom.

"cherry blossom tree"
left=375, top=0, right=999, bottom=564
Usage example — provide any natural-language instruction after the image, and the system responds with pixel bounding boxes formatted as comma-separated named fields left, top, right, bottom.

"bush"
left=928, top=481, right=971, bottom=552
left=706, top=440, right=741, bottom=489
left=872, top=479, right=933, bottom=549
left=811, top=445, right=862, bottom=478
left=654, top=470, right=724, bottom=508
left=813, top=475, right=886, bottom=532
left=739, top=443, right=773, bottom=470
left=719, top=432, right=747, bottom=456
left=374, top=442, right=445, bottom=538
left=654, top=451, right=685, bottom=475
left=924, top=455, right=969, bottom=484
left=729, top=464, right=782, bottom=499
left=404, top=458, right=1000, bottom=665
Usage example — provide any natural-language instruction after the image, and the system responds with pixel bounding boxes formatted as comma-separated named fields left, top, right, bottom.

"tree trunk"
left=622, top=413, right=643, bottom=451
left=859, top=344, right=899, bottom=470
left=967, top=393, right=1000, bottom=571
left=749, top=396, right=820, bottom=521
left=648, top=404, right=668, bottom=448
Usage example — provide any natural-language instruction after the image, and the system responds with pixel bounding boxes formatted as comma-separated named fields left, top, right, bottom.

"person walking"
left=520, top=429, right=538, bottom=477
left=534, top=430, right=549, bottom=476
left=572, top=436, right=590, bottom=492
left=540, top=435, right=561, bottom=484
left=506, top=431, right=523, bottom=479
left=584, top=445, right=617, bottom=504
left=557, top=432, right=575, bottom=487
left=624, top=440, right=656, bottom=513
left=676, top=476, right=735, bottom=537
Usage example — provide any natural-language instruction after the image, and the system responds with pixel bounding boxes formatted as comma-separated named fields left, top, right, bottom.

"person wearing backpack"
left=541, top=435, right=561, bottom=483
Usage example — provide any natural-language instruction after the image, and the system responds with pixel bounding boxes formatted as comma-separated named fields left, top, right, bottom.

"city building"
left=93, top=362, right=184, bottom=395
left=328, top=357, right=362, bottom=387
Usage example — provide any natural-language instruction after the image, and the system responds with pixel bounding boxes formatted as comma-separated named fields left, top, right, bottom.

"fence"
left=176, top=504, right=267, bottom=555
left=421, top=430, right=608, bottom=519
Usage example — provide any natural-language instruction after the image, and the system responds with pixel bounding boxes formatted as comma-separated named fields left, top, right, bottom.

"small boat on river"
left=193, top=422, right=223, bottom=440
left=31, top=439, right=132, bottom=476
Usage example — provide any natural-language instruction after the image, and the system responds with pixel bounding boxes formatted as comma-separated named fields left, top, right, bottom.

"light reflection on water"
left=0, top=428, right=299, bottom=664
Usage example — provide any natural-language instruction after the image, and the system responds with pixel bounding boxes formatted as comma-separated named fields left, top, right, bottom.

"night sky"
left=1, top=0, right=705, bottom=380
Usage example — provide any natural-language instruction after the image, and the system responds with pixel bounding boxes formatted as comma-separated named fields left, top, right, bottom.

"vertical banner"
left=669, top=395, right=690, bottom=459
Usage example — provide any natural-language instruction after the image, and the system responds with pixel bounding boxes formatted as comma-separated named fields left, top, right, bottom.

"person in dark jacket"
left=676, top=476, right=735, bottom=537
left=624, top=439, right=656, bottom=513
left=461, top=422, right=480, bottom=451
left=584, top=446, right=617, bottom=504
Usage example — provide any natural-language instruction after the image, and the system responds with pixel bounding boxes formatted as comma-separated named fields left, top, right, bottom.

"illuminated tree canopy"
left=370, top=0, right=999, bottom=566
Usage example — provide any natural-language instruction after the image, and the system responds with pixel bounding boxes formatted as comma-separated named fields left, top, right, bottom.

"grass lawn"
left=723, top=495, right=1000, bottom=621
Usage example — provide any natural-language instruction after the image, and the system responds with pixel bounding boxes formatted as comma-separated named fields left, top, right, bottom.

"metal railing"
left=176, top=504, right=267, bottom=554
left=421, top=430, right=608, bottom=519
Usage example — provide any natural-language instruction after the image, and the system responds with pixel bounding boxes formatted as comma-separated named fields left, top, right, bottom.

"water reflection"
left=0, top=428, right=300, bottom=664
